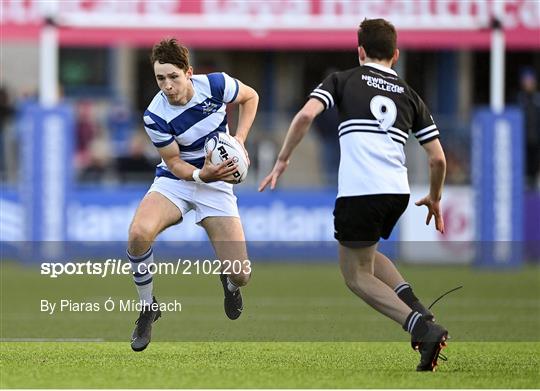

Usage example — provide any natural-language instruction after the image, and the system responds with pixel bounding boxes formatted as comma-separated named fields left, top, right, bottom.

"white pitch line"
left=0, top=338, right=105, bottom=342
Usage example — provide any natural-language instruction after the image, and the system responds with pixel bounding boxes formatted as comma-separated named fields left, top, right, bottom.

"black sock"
left=403, top=311, right=428, bottom=339
left=394, top=282, right=431, bottom=316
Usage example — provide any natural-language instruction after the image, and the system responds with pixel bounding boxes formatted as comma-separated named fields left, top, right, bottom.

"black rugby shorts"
left=333, top=194, right=409, bottom=248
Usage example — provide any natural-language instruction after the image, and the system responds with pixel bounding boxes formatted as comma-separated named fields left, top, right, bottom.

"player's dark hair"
left=357, top=18, right=397, bottom=61
left=150, top=38, right=190, bottom=71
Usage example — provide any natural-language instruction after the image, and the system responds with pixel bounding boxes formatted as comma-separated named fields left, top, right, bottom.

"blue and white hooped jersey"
left=143, top=72, right=239, bottom=179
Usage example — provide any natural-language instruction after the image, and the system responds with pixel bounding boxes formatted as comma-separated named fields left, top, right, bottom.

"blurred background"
left=0, top=0, right=539, bottom=266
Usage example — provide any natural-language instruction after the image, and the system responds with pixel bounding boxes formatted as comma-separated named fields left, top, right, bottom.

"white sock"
left=128, top=247, right=154, bottom=306
left=227, top=277, right=239, bottom=292
left=137, top=284, right=153, bottom=307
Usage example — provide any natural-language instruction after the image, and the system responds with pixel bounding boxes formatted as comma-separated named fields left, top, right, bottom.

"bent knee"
left=128, top=223, right=156, bottom=247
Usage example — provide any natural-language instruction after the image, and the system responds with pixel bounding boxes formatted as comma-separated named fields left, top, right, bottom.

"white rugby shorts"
left=147, top=176, right=239, bottom=224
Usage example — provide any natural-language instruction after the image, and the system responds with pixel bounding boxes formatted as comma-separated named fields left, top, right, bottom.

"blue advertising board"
left=14, top=102, right=74, bottom=260
left=17, top=102, right=74, bottom=243
left=472, top=108, right=524, bottom=267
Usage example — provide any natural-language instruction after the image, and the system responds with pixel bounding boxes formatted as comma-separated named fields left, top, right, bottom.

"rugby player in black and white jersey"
left=259, top=19, right=449, bottom=371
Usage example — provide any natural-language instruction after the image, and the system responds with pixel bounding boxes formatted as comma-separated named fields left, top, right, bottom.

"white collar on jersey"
left=363, top=62, right=398, bottom=76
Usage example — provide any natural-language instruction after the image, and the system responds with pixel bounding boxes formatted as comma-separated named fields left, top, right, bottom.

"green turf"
left=1, top=341, right=539, bottom=388
left=1, top=262, right=539, bottom=341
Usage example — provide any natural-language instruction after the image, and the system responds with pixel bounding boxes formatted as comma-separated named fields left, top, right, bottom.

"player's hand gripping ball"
left=204, top=133, right=249, bottom=184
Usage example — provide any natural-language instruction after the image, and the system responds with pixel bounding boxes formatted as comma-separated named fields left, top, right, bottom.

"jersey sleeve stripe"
left=144, top=110, right=170, bottom=133
left=417, top=130, right=440, bottom=142
left=415, top=124, right=437, bottom=137
left=143, top=115, right=155, bottom=125
left=207, top=73, right=226, bottom=101
left=387, top=130, right=408, bottom=143
left=153, top=137, right=175, bottom=148
left=418, top=134, right=440, bottom=145
left=144, top=123, right=168, bottom=133
left=229, top=78, right=239, bottom=103
left=309, top=93, right=330, bottom=109
left=313, top=88, right=335, bottom=107
left=389, top=126, right=409, bottom=139
left=389, top=136, right=406, bottom=145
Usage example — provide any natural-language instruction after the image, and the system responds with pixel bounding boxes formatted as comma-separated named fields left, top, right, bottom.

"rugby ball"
left=204, top=133, right=249, bottom=183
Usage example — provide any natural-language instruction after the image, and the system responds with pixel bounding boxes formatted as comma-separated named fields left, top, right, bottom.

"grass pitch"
left=1, top=261, right=539, bottom=388
left=1, top=342, right=539, bottom=388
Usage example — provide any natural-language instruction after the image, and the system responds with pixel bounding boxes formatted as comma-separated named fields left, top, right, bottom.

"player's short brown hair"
left=357, top=19, right=397, bottom=61
left=150, top=38, right=190, bottom=71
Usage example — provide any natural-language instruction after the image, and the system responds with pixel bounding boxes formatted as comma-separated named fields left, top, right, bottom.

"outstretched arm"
left=415, top=139, right=446, bottom=233
left=258, top=98, right=325, bottom=191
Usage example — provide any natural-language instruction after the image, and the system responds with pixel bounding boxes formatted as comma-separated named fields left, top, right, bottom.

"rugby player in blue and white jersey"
left=128, top=39, right=258, bottom=351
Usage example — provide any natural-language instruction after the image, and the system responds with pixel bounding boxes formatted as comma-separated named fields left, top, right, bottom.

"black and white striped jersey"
left=309, top=62, right=439, bottom=198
